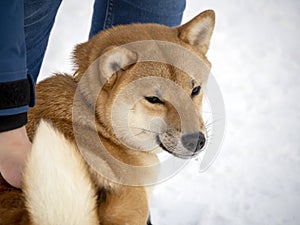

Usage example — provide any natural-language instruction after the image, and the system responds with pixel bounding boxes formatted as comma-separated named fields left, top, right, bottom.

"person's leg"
left=24, top=0, right=62, bottom=82
left=89, top=0, right=186, bottom=38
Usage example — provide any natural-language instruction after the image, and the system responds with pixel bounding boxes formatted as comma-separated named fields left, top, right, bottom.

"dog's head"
left=73, top=10, right=215, bottom=159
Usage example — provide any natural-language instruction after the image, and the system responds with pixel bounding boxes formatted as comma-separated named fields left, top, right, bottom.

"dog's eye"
left=144, top=96, right=164, bottom=104
left=191, top=86, right=201, bottom=97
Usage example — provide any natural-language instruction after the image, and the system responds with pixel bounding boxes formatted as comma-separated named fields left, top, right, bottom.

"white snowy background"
left=39, top=0, right=300, bottom=224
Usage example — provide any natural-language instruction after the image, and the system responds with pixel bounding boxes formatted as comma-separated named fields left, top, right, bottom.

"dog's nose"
left=181, top=132, right=206, bottom=152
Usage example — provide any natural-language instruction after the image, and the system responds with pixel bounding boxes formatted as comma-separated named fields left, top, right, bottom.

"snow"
left=39, top=0, right=300, bottom=224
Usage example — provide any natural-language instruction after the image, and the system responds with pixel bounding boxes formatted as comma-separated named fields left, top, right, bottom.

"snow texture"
left=39, top=0, right=300, bottom=224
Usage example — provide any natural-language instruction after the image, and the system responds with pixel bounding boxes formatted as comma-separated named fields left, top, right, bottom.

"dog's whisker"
left=129, top=126, right=163, bottom=135
left=204, top=118, right=224, bottom=128
left=133, top=131, right=146, bottom=137
left=202, top=111, right=224, bottom=116
left=204, top=126, right=213, bottom=132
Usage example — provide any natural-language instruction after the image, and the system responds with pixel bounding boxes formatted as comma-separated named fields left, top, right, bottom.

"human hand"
left=0, top=126, right=32, bottom=188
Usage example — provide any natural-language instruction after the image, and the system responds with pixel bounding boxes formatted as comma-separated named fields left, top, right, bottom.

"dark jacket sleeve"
left=0, top=0, right=35, bottom=132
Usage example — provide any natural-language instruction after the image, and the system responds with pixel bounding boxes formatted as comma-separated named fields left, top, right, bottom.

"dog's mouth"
left=156, top=136, right=199, bottom=159
left=157, top=138, right=171, bottom=153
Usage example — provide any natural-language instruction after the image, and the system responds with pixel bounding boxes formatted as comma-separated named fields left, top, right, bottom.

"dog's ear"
left=73, top=43, right=137, bottom=82
left=73, top=41, right=92, bottom=76
left=99, top=46, right=138, bottom=83
left=177, top=10, right=215, bottom=54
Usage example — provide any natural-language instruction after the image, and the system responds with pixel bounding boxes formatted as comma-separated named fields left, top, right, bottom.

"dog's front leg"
left=98, top=186, right=149, bottom=225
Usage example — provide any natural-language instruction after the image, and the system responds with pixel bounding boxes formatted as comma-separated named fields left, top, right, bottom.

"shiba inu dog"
left=0, top=10, right=215, bottom=225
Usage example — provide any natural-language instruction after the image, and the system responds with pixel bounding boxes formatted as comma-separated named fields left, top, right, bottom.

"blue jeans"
left=24, top=0, right=186, bottom=82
